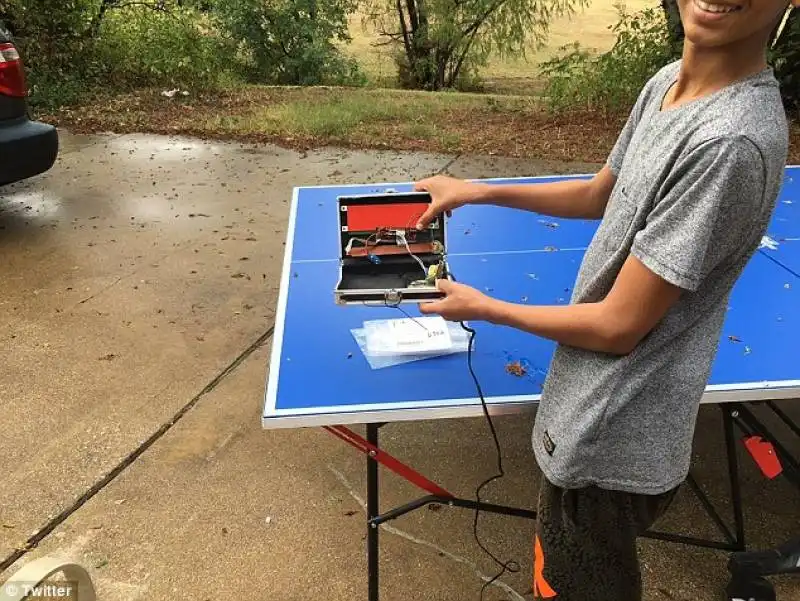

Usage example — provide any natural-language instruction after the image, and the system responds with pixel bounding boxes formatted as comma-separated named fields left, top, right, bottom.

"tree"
left=364, top=0, right=588, bottom=91
left=213, top=0, right=364, bottom=85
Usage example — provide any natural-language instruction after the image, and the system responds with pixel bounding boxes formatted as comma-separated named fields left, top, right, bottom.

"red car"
left=0, top=21, right=58, bottom=186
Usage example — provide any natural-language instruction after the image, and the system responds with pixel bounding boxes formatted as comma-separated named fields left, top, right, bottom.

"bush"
left=539, top=5, right=679, bottom=113
left=540, top=4, right=799, bottom=117
left=94, top=6, right=234, bottom=91
left=212, top=0, right=365, bottom=86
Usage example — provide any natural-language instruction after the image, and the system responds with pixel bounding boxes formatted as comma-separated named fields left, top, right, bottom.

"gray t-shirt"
left=532, top=60, right=789, bottom=495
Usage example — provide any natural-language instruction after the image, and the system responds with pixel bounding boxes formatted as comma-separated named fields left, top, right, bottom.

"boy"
left=413, top=0, right=796, bottom=598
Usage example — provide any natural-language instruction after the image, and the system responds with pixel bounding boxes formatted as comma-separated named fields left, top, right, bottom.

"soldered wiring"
left=345, top=230, right=384, bottom=255
left=345, top=227, right=426, bottom=256
left=396, top=231, right=428, bottom=278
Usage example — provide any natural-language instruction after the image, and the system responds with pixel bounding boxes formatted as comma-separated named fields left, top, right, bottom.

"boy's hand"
left=413, top=175, right=488, bottom=229
left=419, top=279, right=496, bottom=322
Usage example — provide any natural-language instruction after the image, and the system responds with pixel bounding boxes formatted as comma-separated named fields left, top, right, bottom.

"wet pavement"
left=0, top=131, right=797, bottom=601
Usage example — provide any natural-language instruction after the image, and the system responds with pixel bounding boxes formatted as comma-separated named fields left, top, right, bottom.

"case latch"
left=384, top=290, right=402, bottom=304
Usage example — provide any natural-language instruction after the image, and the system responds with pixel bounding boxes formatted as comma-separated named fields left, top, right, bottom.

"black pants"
left=533, top=474, right=679, bottom=600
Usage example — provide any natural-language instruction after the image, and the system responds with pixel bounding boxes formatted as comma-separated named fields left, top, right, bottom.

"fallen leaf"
left=505, top=361, right=526, bottom=377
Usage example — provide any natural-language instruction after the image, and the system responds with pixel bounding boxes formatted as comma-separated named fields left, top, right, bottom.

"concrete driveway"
left=0, top=131, right=797, bottom=601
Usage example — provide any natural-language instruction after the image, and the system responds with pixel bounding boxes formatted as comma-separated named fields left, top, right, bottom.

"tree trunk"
left=772, top=6, right=798, bottom=51
left=661, top=0, right=683, bottom=43
left=87, top=0, right=118, bottom=39
left=771, top=8, right=799, bottom=113
left=396, top=0, right=438, bottom=89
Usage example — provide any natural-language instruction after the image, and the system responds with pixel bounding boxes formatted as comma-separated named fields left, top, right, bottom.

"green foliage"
left=539, top=5, right=679, bottom=113
left=94, top=6, right=232, bottom=90
left=212, top=0, right=364, bottom=86
left=365, top=0, right=588, bottom=91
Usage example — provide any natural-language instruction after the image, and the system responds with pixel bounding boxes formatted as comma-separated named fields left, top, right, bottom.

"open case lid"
left=337, top=191, right=446, bottom=261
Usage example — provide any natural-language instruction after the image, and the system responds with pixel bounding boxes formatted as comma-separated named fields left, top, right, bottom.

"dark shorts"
left=533, top=474, right=679, bottom=600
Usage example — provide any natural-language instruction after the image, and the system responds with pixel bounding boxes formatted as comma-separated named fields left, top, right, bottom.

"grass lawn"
left=43, top=87, right=624, bottom=163
left=43, top=86, right=800, bottom=165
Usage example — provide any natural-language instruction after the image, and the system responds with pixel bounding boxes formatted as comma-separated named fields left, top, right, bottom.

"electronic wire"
left=388, top=302, right=429, bottom=331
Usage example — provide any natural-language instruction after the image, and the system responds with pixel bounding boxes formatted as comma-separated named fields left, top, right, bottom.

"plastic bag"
left=351, top=319, right=471, bottom=369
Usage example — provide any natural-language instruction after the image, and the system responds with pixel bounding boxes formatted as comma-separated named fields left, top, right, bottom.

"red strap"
left=743, top=436, right=783, bottom=479
left=324, top=425, right=454, bottom=498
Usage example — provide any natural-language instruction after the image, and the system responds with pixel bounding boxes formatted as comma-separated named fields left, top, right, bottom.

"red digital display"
left=346, top=203, right=428, bottom=232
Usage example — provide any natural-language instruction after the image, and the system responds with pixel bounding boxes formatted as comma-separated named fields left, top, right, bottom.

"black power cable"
left=460, top=321, right=520, bottom=600
left=384, top=271, right=519, bottom=599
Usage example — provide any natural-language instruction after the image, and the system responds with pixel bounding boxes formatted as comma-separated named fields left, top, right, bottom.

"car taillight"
left=0, top=42, right=26, bottom=98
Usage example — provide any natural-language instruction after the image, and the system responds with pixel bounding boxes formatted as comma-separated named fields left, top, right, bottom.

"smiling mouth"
left=694, top=0, right=743, bottom=13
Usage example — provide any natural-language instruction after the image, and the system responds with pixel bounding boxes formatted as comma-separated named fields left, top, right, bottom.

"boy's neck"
left=666, top=39, right=768, bottom=108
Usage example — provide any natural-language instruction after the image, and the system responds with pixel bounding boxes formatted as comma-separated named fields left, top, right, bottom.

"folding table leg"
left=367, top=422, right=380, bottom=601
left=723, top=406, right=746, bottom=551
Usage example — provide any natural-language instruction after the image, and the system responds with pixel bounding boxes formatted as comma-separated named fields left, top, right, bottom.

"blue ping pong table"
left=263, top=167, right=800, bottom=601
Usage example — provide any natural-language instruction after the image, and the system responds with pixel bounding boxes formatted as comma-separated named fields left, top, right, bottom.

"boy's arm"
left=487, top=254, right=682, bottom=354
left=421, top=256, right=681, bottom=355
left=421, top=135, right=766, bottom=355
left=471, top=165, right=617, bottom=219
left=414, top=165, right=616, bottom=227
